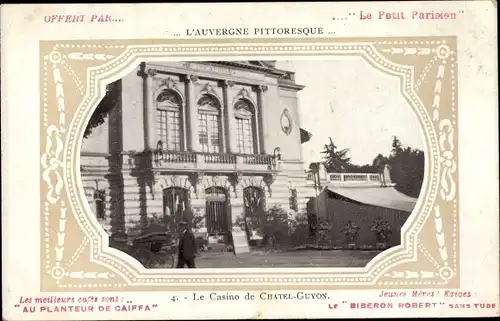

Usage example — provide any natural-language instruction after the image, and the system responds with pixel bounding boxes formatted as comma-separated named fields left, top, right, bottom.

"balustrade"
left=328, top=174, right=342, bottom=181
left=150, top=150, right=274, bottom=171
left=242, top=154, right=272, bottom=165
left=203, top=153, right=236, bottom=164
left=305, top=171, right=384, bottom=186
left=158, top=151, right=197, bottom=163
left=343, top=173, right=369, bottom=181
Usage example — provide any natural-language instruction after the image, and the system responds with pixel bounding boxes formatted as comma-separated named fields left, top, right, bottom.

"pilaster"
left=184, top=74, right=200, bottom=152
left=137, top=63, right=157, bottom=151
left=219, top=80, right=237, bottom=153
left=253, top=85, right=268, bottom=155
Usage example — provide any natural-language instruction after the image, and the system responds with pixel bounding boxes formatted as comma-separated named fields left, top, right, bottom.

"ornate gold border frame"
left=40, top=37, right=458, bottom=292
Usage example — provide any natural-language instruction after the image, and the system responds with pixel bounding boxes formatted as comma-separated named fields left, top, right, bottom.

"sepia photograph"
left=4, top=2, right=499, bottom=320
left=80, top=59, right=425, bottom=269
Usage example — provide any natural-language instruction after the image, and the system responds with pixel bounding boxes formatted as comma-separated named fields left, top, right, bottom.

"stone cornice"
left=277, top=79, right=305, bottom=91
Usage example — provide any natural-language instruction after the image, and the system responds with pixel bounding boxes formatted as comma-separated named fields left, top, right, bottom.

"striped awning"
left=326, top=185, right=418, bottom=213
left=300, top=128, right=312, bottom=144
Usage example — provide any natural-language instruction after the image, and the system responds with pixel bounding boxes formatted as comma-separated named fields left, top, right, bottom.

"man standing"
left=176, top=220, right=197, bottom=268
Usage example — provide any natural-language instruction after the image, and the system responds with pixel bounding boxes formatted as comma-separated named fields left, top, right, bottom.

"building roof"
left=206, top=60, right=305, bottom=91
left=325, top=185, right=418, bottom=213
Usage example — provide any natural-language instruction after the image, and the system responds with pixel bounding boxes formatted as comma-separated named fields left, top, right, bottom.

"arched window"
left=234, top=99, right=256, bottom=154
left=163, top=187, right=191, bottom=226
left=156, top=90, right=183, bottom=151
left=242, top=186, right=265, bottom=240
left=205, top=186, right=229, bottom=234
left=197, top=95, right=222, bottom=153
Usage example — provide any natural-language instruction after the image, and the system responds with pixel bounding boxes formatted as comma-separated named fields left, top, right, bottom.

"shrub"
left=234, top=205, right=292, bottom=247
left=369, top=217, right=392, bottom=243
left=289, top=213, right=333, bottom=247
left=289, top=213, right=310, bottom=246
left=341, top=220, right=360, bottom=243
left=315, top=218, right=333, bottom=246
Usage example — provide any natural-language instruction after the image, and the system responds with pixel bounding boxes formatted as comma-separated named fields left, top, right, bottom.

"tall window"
left=243, top=186, right=265, bottom=215
left=243, top=186, right=265, bottom=240
left=205, top=187, right=229, bottom=234
left=156, top=90, right=182, bottom=151
left=198, top=95, right=222, bottom=153
left=234, top=99, right=256, bottom=154
left=163, top=187, right=191, bottom=226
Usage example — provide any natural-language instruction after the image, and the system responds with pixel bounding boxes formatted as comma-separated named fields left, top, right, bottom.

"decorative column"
left=138, top=63, right=157, bottom=151
left=253, top=85, right=268, bottom=155
left=219, top=103, right=227, bottom=154
left=184, top=74, right=200, bottom=152
left=220, top=80, right=236, bottom=153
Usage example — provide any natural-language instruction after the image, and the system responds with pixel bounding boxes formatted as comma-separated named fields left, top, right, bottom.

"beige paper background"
left=1, top=1, right=498, bottom=319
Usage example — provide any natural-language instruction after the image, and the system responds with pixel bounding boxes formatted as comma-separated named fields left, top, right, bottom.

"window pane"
left=157, top=110, right=168, bottom=148
left=198, top=113, right=209, bottom=152
left=236, top=118, right=254, bottom=154
left=167, top=110, right=181, bottom=151
left=244, top=119, right=253, bottom=154
left=210, top=114, right=220, bottom=153
left=236, top=119, right=244, bottom=153
left=163, top=188, right=190, bottom=226
left=156, top=90, right=182, bottom=151
left=198, top=95, right=222, bottom=154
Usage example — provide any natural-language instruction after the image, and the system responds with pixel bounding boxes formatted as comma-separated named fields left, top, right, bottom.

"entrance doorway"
left=163, top=187, right=191, bottom=230
left=205, top=187, right=230, bottom=245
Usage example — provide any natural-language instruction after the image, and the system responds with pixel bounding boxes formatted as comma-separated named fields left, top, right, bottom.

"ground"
left=194, top=249, right=381, bottom=268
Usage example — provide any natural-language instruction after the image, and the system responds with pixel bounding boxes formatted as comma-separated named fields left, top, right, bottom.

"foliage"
left=83, top=80, right=120, bottom=139
left=341, top=220, right=360, bottom=243
left=234, top=205, right=291, bottom=246
left=288, top=213, right=311, bottom=246
left=126, top=213, right=176, bottom=239
left=372, top=153, right=389, bottom=172
left=386, top=137, right=425, bottom=197
left=129, top=211, right=203, bottom=237
left=369, top=217, right=393, bottom=243
left=324, top=135, right=425, bottom=198
left=348, top=164, right=376, bottom=173
left=391, top=136, right=404, bottom=157
left=289, top=213, right=333, bottom=246
left=314, top=218, right=333, bottom=245
left=321, top=137, right=352, bottom=172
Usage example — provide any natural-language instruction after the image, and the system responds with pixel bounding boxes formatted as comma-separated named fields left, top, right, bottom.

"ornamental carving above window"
left=234, top=99, right=254, bottom=119
left=198, top=95, right=220, bottom=111
left=157, top=90, right=182, bottom=106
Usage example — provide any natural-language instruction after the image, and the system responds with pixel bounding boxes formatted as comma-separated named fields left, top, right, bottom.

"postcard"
left=1, top=1, right=498, bottom=320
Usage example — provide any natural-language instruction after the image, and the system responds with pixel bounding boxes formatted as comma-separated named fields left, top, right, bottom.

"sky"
left=275, top=58, right=425, bottom=167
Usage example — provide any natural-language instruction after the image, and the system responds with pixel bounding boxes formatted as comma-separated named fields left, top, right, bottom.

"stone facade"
left=80, top=61, right=316, bottom=238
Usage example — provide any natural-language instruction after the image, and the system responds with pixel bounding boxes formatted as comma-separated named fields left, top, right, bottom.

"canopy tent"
left=325, top=185, right=418, bottom=213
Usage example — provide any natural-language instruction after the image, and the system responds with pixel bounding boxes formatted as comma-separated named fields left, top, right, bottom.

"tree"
left=321, top=137, right=352, bottom=172
left=83, top=80, right=120, bottom=139
left=348, top=164, right=375, bottom=173
left=372, top=153, right=389, bottom=173
left=391, top=136, right=404, bottom=157
left=386, top=138, right=425, bottom=197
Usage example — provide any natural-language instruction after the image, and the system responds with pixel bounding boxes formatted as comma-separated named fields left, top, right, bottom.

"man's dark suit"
left=177, top=228, right=197, bottom=268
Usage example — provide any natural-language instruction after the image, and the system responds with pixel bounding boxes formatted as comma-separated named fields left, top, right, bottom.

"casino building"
left=80, top=60, right=315, bottom=241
